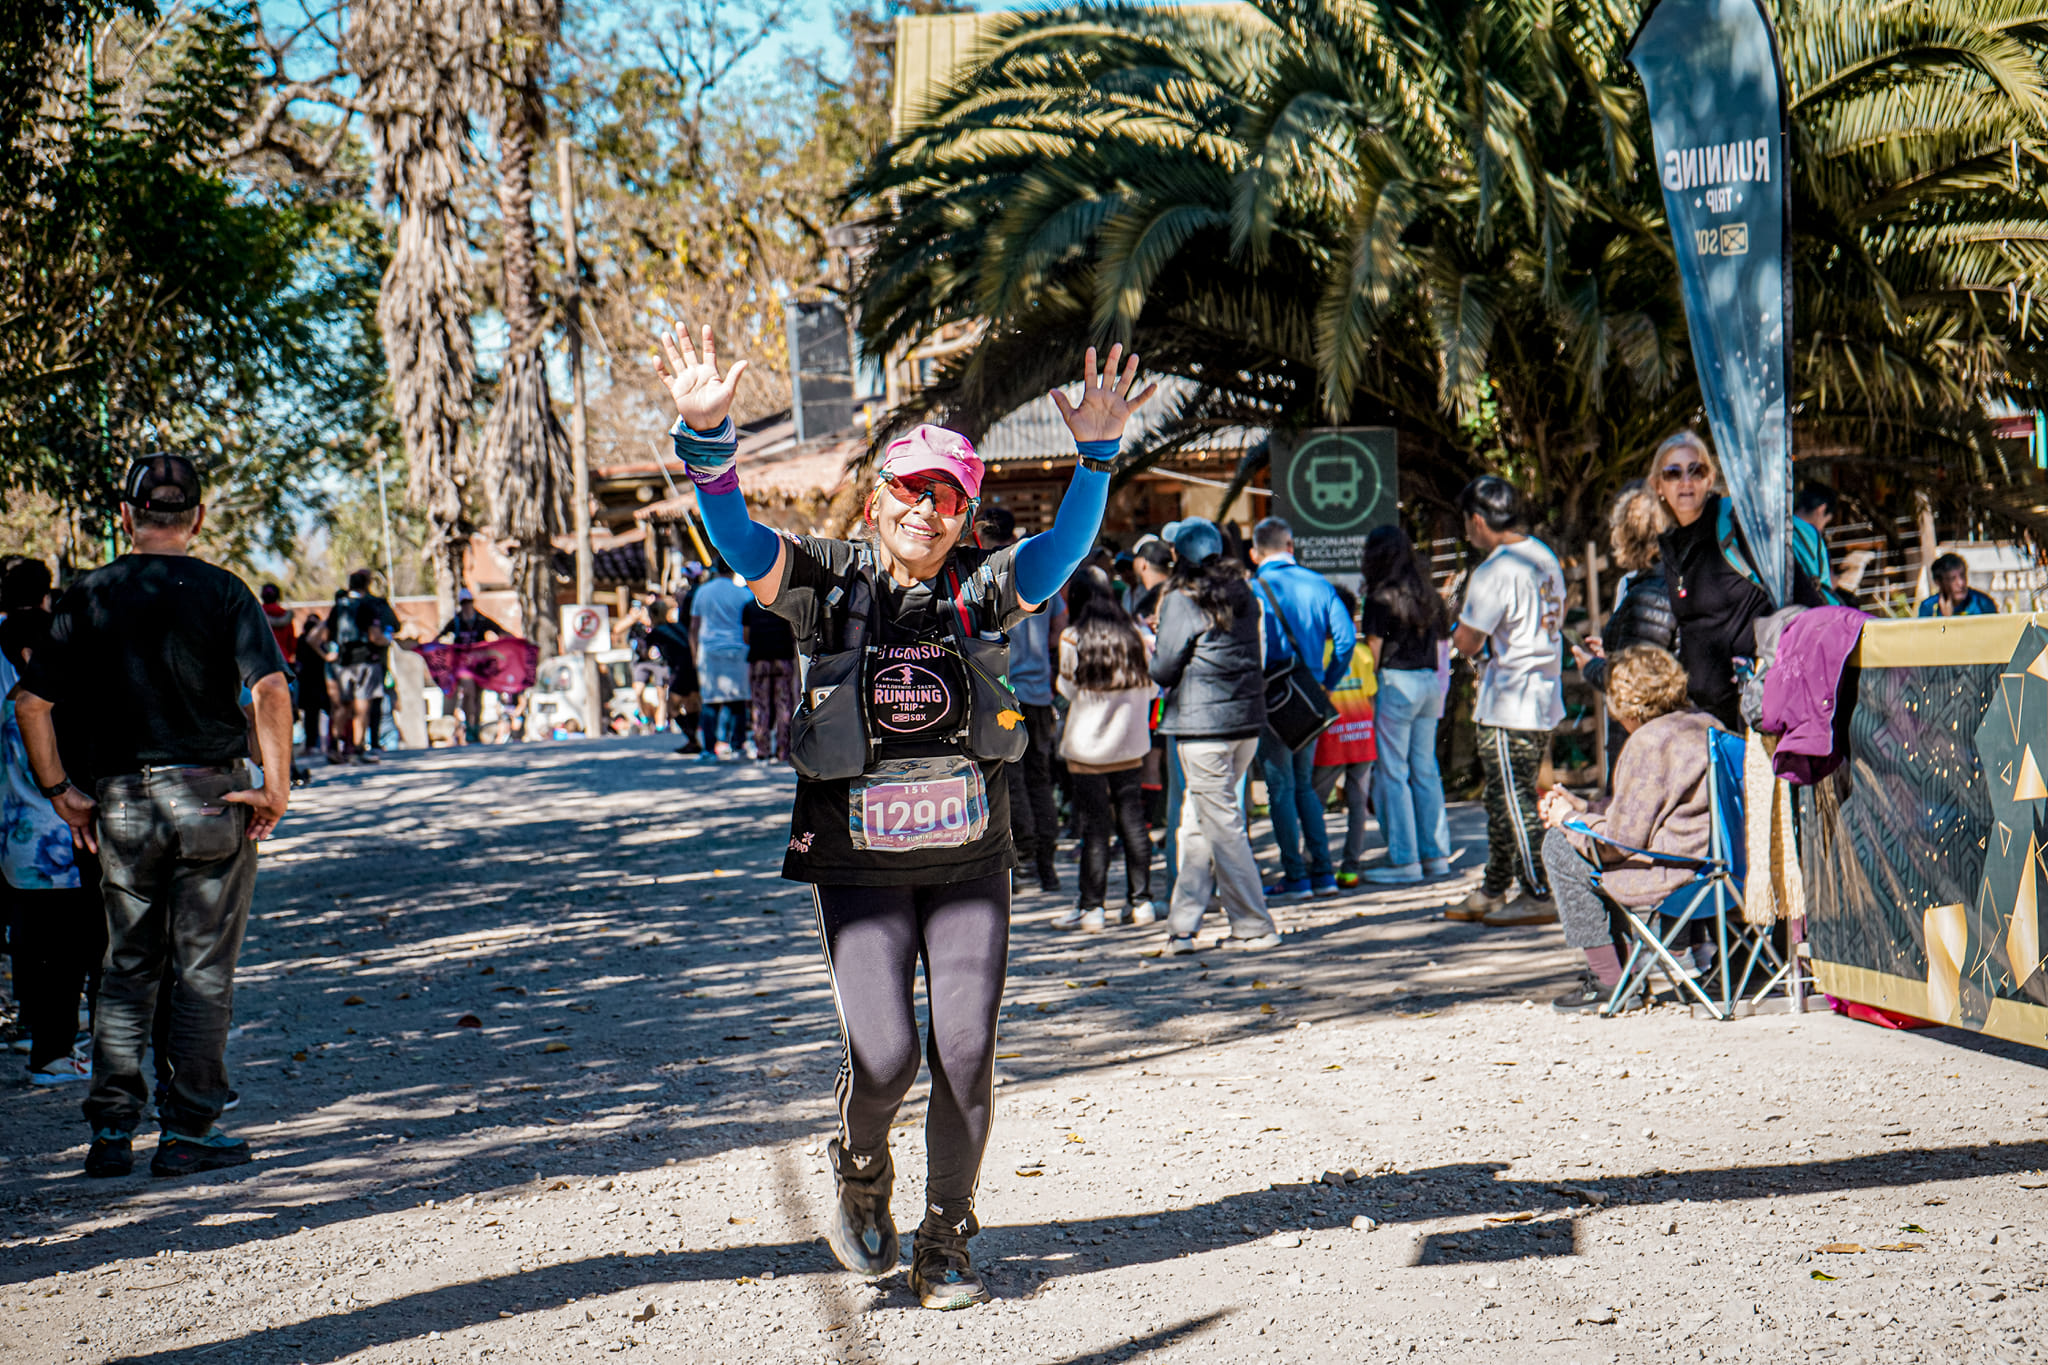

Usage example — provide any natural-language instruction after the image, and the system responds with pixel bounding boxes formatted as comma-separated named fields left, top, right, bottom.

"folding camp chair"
left=1566, top=727, right=1791, bottom=1020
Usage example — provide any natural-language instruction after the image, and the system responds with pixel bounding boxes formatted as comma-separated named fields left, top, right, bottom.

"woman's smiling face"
left=874, top=472, right=971, bottom=579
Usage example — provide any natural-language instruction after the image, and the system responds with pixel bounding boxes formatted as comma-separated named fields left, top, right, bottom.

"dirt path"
left=2, top=734, right=2045, bottom=1364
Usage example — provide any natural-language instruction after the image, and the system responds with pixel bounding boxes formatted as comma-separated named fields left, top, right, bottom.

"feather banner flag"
left=1629, top=0, right=1793, bottom=603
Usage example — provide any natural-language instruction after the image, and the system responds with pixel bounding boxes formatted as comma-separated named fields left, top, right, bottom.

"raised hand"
left=1050, top=344, right=1158, bottom=445
left=655, top=322, right=750, bottom=432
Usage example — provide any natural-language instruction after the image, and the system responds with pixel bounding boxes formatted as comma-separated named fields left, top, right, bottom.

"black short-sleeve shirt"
left=1359, top=597, right=1440, bottom=672
left=22, top=554, right=287, bottom=779
left=769, top=534, right=1033, bottom=887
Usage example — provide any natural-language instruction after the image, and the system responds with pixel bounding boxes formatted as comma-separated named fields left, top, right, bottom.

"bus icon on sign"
left=1307, top=454, right=1359, bottom=511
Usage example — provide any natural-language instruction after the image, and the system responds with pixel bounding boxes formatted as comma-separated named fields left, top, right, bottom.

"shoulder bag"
left=1252, top=576, right=1338, bottom=752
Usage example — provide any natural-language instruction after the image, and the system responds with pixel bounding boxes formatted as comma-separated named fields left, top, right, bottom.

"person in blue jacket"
left=657, top=322, right=1150, bottom=1311
left=1247, top=516, right=1356, bottom=899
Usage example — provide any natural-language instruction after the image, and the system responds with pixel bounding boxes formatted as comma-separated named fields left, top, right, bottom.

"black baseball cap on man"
left=121, top=453, right=203, bottom=513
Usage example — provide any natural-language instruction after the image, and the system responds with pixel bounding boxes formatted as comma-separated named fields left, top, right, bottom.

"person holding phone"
left=657, top=323, right=1150, bottom=1310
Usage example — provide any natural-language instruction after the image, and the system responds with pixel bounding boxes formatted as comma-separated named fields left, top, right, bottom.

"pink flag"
left=417, top=639, right=540, bottom=696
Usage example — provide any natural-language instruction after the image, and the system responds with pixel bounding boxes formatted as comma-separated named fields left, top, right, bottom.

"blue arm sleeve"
left=673, top=418, right=782, bottom=582
left=1014, top=440, right=1116, bottom=606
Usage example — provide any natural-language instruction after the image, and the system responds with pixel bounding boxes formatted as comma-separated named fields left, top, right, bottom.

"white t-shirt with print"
left=1459, top=537, right=1565, bottom=731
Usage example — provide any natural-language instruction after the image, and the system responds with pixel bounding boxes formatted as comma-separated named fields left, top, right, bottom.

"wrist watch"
left=38, top=777, right=72, bottom=800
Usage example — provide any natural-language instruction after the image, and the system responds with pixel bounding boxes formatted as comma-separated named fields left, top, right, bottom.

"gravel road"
left=2, top=734, right=2045, bottom=1364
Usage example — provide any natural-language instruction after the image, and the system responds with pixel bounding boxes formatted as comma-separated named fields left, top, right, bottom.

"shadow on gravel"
left=1037, top=1310, right=1231, bottom=1365
left=83, top=1129, right=2048, bottom=1363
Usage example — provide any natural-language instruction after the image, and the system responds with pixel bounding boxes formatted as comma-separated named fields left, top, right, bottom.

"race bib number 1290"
left=848, top=759, right=989, bottom=853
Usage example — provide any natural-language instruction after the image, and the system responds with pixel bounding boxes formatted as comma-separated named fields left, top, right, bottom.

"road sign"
left=559, top=603, right=611, bottom=654
left=1269, top=428, right=1398, bottom=572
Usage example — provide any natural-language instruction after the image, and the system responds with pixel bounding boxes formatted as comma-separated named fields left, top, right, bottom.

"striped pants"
left=1478, top=724, right=1551, bottom=899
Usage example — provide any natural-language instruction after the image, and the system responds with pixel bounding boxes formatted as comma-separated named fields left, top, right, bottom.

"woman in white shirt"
left=1051, top=568, right=1156, bottom=931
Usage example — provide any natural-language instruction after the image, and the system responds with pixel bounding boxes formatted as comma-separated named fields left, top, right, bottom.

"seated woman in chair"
left=1539, top=645, right=1724, bottom=1013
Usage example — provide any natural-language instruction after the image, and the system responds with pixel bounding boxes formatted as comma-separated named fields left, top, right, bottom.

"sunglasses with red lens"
left=880, top=472, right=974, bottom=518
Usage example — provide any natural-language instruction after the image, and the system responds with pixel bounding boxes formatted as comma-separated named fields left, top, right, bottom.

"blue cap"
left=1168, top=517, right=1223, bottom=567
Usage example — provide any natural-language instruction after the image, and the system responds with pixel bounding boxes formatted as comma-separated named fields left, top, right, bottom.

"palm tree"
left=854, top=0, right=2048, bottom=541
left=853, top=0, right=1691, bottom=540
left=345, top=0, right=488, bottom=615
left=1780, top=0, right=2048, bottom=527
left=476, top=0, right=570, bottom=656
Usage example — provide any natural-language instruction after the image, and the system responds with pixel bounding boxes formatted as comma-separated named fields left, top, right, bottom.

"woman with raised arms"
left=656, top=323, right=1153, bottom=1309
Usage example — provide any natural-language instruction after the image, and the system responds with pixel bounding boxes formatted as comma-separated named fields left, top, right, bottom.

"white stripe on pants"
left=1168, top=737, right=1276, bottom=940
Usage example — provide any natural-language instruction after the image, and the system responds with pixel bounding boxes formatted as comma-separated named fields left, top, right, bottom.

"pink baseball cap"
left=881, top=425, right=984, bottom=498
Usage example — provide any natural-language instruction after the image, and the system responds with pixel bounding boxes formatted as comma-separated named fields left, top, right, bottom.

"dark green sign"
left=1269, top=428, right=1397, bottom=572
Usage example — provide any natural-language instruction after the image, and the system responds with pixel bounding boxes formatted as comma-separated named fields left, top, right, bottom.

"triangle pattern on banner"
left=2018, top=748, right=2048, bottom=802
left=2029, top=643, right=2048, bottom=682
left=2000, top=821, right=2015, bottom=857
left=2003, top=761, right=2016, bottom=790
left=2004, top=674, right=2028, bottom=743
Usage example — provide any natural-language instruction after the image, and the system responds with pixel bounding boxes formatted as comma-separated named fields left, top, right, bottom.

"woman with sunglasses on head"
left=656, top=322, right=1153, bottom=1310
left=1649, top=431, right=1824, bottom=730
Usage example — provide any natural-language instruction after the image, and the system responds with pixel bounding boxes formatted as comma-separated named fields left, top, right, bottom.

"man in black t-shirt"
left=16, top=453, right=292, bottom=1181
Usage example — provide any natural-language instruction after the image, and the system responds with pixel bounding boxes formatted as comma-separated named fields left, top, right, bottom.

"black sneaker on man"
left=825, top=1139, right=898, bottom=1276
left=909, top=1211, right=990, bottom=1310
left=151, top=1132, right=252, bottom=1178
left=84, top=1130, right=134, bottom=1178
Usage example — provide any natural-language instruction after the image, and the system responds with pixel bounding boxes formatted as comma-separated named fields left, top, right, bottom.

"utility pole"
left=557, top=137, right=601, bottom=738
left=557, top=136, right=593, bottom=607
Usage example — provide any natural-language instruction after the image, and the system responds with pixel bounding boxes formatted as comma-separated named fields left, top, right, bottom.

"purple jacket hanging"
left=1758, top=605, right=1871, bottom=784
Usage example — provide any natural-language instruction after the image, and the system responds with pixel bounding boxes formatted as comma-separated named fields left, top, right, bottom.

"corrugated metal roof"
left=977, top=375, right=1264, bottom=464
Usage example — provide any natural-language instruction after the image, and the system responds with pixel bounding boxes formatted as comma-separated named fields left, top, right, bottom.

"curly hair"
left=1605, top=645, right=1691, bottom=728
left=1607, top=482, right=1665, bottom=575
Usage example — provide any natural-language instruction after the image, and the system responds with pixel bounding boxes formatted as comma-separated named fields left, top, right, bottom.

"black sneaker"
left=909, top=1211, right=989, bottom=1310
left=84, top=1133, right=133, bottom=1178
left=151, top=1134, right=253, bottom=1178
left=825, top=1139, right=898, bottom=1276
left=222, top=1090, right=240, bottom=1112
left=1036, top=866, right=1062, bottom=895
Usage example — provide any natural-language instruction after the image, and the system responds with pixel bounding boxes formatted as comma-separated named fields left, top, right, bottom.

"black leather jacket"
left=1584, top=567, right=1679, bottom=693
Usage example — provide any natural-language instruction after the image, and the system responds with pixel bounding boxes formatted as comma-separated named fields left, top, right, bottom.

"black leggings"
left=1073, top=767, right=1152, bottom=909
left=813, top=870, right=1009, bottom=1224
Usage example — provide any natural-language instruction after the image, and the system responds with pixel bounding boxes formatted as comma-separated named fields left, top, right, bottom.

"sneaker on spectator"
left=1555, top=973, right=1648, bottom=1014
left=1422, top=857, right=1454, bottom=878
left=1362, top=862, right=1423, bottom=886
left=1264, top=878, right=1313, bottom=902
left=1227, top=931, right=1284, bottom=951
left=1481, top=895, right=1557, bottom=927
left=84, top=1130, right=133, bottom=1178
left=1335, top=871, right=1361, bottom=889
left=1310, top=876, right=1341, bottom=899
left=1124, top=900, right=1158, bottom=926
left=1166, top=934, right=1199, bottom=956
left=1050, top=906, right=1106, bottom=933
left=1447, top=887, right=1514, bottom=921
left=151, top=1130, right=252, bottom=1179
left=29, top=1056, right=90, bottom=1085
